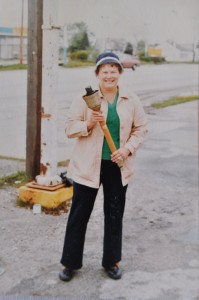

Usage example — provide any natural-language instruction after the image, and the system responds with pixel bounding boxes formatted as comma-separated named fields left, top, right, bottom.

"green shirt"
left=102, top=92, right=120, bottom=160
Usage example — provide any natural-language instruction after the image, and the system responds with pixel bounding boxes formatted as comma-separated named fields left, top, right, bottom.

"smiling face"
left=97, top=63, right=121, bottom=93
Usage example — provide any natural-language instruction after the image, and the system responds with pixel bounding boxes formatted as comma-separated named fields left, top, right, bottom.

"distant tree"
left=67, top=22, right=87, bottom=34
left=68, top=22, right=90, bottom=52
left=136, top=40, right=145, bottom=53
left=68, top=31, right=90, bottom=52
left=81, top=31, right=90, bottom=50
left=124, top=42, right=133, bottom=55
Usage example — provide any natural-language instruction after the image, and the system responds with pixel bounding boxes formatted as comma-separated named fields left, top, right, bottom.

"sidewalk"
left=0, top=101, right=199, bottom=299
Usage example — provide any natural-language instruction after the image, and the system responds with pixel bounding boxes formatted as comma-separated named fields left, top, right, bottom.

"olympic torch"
left=83, top=86, right=123, bottom=167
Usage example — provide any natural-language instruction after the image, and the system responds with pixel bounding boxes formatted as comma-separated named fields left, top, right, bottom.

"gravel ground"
left=0, top=101, right=199, bottom=300
left=0, top=159, right=25, bottom=178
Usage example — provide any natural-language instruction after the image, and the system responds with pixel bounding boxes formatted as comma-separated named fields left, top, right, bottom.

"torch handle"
left=99, top=121, right=123, bottom=168
left=99, top=120, right=117, bottom=153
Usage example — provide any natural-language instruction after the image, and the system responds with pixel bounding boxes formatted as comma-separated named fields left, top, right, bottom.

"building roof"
left=0, top=26, right=27, bottom=36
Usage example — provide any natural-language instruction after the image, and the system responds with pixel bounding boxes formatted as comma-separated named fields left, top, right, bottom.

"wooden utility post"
left=19, top=0, right=24, bottom=64
left=26, top=0, right=43, bottom=178
left=20, top=0, right=73, bottom=208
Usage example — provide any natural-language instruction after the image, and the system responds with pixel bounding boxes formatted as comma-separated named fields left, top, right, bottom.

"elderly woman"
left=59, top=52, right=148, bottom=281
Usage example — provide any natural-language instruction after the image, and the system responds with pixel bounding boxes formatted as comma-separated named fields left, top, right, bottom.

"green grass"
left=0, top=61, right=94, bottom=70
left=16, top=198, right=32, bottom=209
left=0, top=155, right=25, bottom=162
left=0, top=64, right=27, bottom=71
left=0, top=171, right=30, bottom=189
left=167, top=61, right=199, bottom=64
left=151, top=95, right=199, bottom=108
left=57, top=160, right=69, bottom=167
left=0, top=160, right=68, bottom=189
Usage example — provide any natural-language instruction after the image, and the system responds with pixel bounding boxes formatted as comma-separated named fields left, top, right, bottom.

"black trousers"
left=60, top=160, right=128, bottom=269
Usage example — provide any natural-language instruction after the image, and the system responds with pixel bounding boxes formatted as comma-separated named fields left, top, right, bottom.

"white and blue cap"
left=95, top=52, right=123, bottom=71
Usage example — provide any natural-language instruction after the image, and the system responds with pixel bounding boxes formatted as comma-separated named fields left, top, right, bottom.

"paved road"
left=0, top=100, right=198, bottom=299
left=0, top=64, right=198, bottom=161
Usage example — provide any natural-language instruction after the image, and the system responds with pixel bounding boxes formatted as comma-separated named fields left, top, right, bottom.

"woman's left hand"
left=111, top=147, right=130, bottom=164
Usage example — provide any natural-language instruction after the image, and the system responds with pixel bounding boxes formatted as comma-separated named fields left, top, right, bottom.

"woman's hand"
left=87, top=111, right=105, bottom=131
left=111, top=147, right=130, bottom=164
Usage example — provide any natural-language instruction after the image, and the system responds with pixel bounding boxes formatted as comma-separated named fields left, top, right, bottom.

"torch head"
left=82, top=86, right=101, bottom=111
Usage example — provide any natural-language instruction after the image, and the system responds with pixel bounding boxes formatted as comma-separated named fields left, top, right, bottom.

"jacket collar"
left=98, top=85, right=129, bottom=100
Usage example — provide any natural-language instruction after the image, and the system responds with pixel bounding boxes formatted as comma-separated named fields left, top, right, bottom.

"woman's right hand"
left=87, top=111, right=105, bottom=131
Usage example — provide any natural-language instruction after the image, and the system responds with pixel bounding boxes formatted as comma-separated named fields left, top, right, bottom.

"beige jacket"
left=66, top=85, right=148, bottom=188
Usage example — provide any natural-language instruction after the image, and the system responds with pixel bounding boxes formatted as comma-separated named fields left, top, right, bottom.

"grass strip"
left=0, top=160, right=69, bottom=188
left=152, top=95, right=198, bottom=108
left=60, top=60, right=95, bottom=68
left=0, top=155, right=25, bottom=162
left=0, top=64, right=27, bottom=71
left=0, top=171, right=30, bottom=189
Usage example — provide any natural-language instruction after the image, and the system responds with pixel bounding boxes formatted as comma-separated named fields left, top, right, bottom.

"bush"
left=69, top=50, right=89, bottom=61
left=153, top=56, right=166, bottom=63
left=138, top=52, right=165, bottom=63
left=138, top=52, right=150, bottom=62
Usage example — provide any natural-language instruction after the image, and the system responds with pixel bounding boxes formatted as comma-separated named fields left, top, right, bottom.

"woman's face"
left=97, top=63, right=120, bottom=92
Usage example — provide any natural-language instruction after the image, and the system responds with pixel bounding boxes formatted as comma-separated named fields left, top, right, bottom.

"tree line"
left=60, top=21, right=147, bottom=63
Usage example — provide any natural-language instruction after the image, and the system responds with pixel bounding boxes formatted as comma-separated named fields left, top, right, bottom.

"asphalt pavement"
left=0, top=100, right=199, bottom=300
left=0, top=64, right=198, bottom=161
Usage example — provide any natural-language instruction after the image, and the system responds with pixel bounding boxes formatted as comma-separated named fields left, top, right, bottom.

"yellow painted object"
left=19, top=185, right=73, bottom=209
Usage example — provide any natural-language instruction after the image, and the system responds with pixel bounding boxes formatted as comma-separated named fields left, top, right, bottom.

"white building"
left=157, top=41, right=198, bottom=62
left=0, top=26, right=27, bottom=61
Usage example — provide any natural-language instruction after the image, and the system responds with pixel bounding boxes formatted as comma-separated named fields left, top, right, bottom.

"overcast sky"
left=0, top=0, right=199, bottom=44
